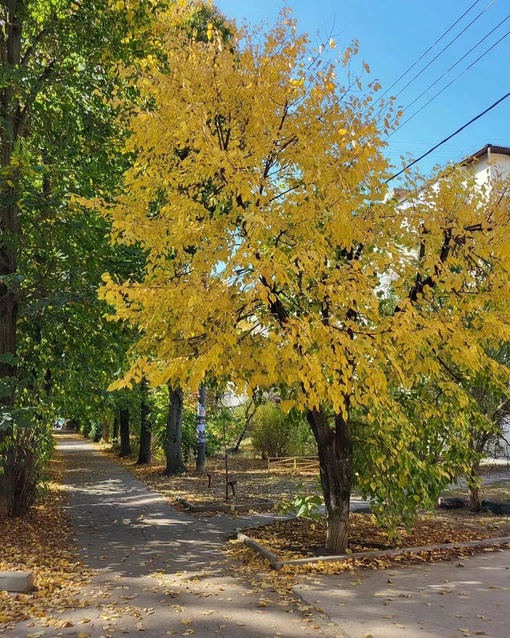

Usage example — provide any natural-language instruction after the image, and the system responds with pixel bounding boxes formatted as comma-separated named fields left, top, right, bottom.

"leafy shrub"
left=251, top=402, right=314, bottom=458
left=88, top=421, right=103, bottom=443
left=278, top=482, right=324, bottom=521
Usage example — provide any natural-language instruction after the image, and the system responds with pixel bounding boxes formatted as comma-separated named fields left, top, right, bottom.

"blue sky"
left=215, top=0, right=510, bottom=178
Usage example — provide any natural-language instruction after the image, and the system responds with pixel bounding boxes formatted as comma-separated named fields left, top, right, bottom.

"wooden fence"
left=267, top=456, right=319, bottom=473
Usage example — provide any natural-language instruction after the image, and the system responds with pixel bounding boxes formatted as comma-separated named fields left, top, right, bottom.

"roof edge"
left=461, top=143, right=510, bottom=165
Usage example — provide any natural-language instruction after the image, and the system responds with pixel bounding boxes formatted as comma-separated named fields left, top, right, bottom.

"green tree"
left=0, top=0, right=159, bottom=517
left=463, top=344, right=510, bottom=511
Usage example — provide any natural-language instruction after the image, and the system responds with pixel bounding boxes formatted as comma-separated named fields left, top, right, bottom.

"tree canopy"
left=97, top=6, right=510, bottom=553
left=0, top=0, right=165, bottom=516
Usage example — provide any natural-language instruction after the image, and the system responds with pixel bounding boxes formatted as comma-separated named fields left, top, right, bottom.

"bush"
left=251, top=402, right=314, bottom=459
left=88, top=421, right=103, bottom=443
left=3, top=419, right=55, bottom=516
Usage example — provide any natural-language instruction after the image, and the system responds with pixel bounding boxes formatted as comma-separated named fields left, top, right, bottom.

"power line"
left=375, top=0, right=485, bottom=107
left=387, top=0, right=496, bottom=103
left=394, top=12, right=510, bottom=124
left=386, top=89, right=510, bottom=182
left=387, top=23, right=510, bottom=139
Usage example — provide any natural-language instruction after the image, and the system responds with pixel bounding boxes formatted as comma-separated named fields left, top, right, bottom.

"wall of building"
left=470, top=151, right=510, bottom=187
left=490, top=152, right=510, bottom=180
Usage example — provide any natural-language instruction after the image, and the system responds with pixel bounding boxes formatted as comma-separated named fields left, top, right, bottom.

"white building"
left=460, top=143, right=510, bottom=188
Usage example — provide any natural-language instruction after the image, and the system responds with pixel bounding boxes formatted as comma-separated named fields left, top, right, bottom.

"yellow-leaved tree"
left=99, top=3, right=510, bottom=553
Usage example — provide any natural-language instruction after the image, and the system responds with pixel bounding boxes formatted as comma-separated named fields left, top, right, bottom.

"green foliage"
left=279, top=483, right=324, bottom=521
left=351, top=388, right=467, bottom=529
left=179, top=2, right=232, bottom=44
left=88, top=421, right=104, bottom=443
left=251, top=402, right=314, bottom=459
left=1, top=0, right=165, bottom=515
left=204, top=397, right=238, bottom=453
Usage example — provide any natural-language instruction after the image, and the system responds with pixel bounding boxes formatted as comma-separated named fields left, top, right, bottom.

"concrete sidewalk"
left=7, top=435, right=510, bottom=638
left=8, top=435, right=341, bottom=638
left=296, top=548, right=510, bottom=638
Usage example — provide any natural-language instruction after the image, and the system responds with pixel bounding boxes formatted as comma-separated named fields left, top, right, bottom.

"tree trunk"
left=307, top=405, right=353, bottom=554
left=137, top=380, right=151, bottom=465
left=0, top=191, right=19, bottom=521
left=163, top=385, right=186, bottom=476
left=113, top=414, right=120, bottom=441
left=102, top=421, right=110, bottom=443
left=232, top=400, right=257, bottom=453
left=232, top=425, right=248, bottom=454
left=118, top=408, right=132, bottom=457
left=0, top=1, right=22, bottom=521
left=468, top=461, right=482, bottom=512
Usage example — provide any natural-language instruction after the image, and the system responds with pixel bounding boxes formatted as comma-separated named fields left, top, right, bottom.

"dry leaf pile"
left=232, top=511, right=510, bottom=574
left=0, top=453, right=93, bottom=631
left=248, top=512, right=510, bottom=558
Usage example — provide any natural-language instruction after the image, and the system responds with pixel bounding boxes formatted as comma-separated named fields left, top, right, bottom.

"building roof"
left=391, top=187, right=411, bottom=198
left=461, top=143, right=510, bottom=165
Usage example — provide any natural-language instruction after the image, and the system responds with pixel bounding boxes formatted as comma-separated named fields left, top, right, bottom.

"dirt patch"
left=106, top=449, right=319, bottom=512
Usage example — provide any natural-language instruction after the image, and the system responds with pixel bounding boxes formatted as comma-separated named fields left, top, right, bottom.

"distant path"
left=10, top=434, right=341, bottom=638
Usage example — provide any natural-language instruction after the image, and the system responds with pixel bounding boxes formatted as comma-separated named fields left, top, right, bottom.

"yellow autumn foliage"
left=101, top=5, right=510, bottom=418
left=96, top=4, right=510, bottom=546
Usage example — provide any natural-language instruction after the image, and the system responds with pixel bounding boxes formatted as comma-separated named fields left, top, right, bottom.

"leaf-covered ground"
left=103, top=445, right=510, bottom=573
left=0, top=452, right=93, bottom=631
left=243, top=510, right=510, bottom=559
left=107, top=448, right=320, bottom=510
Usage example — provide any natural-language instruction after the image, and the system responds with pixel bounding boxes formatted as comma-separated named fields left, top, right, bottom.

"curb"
left=238, top=532, right=510, bottom=570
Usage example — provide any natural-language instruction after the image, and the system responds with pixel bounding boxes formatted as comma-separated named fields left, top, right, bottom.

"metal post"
left=196, top=384, right=206, bottom=472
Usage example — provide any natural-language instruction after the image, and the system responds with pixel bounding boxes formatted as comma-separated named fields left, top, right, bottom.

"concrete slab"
left=0, top=570, right=33, bottom=593
left=296, top=547, right=510, bottom=638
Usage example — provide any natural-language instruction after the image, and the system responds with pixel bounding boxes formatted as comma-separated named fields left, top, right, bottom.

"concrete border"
left=238, top=532, right=510, bottom=570
left=0, top=570, right=34, bottom=593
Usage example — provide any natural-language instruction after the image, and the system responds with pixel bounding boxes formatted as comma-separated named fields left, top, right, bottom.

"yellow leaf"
left=280, top=399, right=295, bottom=413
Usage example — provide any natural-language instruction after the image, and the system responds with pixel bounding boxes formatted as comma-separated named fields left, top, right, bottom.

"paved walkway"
left=8, top=435, right=510, bottom=638
left=9, top=435, right=340, bottom=638
left=297, top=549, right=510, bottom=638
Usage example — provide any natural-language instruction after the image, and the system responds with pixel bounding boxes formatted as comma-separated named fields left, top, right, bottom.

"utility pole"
left=196, top=384, right=206, bottom=472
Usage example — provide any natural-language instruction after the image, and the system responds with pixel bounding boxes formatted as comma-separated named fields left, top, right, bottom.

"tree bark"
left=118, top=408, right=132, bottom=457
left=137, top=380, right=151, bottom=465
left=232, top=400, right=257, bottom=453
left=307, top=405, right=353, bottom=554
left=468, top=461, right=482, bottom=512
left=163, top=385, right=186, bottom=476
left=112, top=414, right=120, bottom=441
